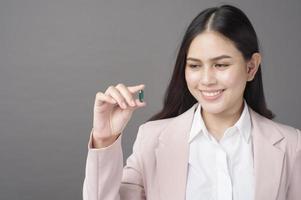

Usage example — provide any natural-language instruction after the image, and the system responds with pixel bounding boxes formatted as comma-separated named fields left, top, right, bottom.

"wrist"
left=92, top=133, right=120, bottom=148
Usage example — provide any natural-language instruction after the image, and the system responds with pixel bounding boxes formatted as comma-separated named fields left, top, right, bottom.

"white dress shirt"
left=185, top=100, right=255, bottom=200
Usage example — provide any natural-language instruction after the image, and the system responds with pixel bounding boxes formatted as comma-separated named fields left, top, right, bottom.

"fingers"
left=103, top=83, right=145, bottom=109
left=127, top=84, right=145, bottom=94
left=95, top=91, right=117, bottom=106
left=105, top=86, right=127, bottom=109
left=116, top=84, right=137, bottom=107
left=134, top=98, right=146, bottom=107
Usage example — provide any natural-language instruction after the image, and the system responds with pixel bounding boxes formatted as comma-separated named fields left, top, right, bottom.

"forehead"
left=187, top=31, right=242, bottom=61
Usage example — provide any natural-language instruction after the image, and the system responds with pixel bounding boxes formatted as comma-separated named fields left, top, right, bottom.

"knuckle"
left=96, top=93, right=106, bottom=101
left=96, top=92, right=103, bottom=98
left=116, top=83, right=125, bottom=88
left=108, top=85, right=114, bottom=90
left=105, top=86, right=114, bottom=94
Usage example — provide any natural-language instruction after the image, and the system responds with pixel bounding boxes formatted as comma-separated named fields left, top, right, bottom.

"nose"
left=200, top=66, right=217, bottom=86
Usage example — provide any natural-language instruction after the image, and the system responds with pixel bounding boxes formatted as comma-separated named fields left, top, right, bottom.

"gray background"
left=0, top=0, right=300, bottom=199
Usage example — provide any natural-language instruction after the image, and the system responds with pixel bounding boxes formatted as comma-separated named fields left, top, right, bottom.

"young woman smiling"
left=83, top=4, right=300, bottom=200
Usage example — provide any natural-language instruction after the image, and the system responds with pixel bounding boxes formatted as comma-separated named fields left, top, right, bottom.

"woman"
left=83, top=4, right=300, bottom=200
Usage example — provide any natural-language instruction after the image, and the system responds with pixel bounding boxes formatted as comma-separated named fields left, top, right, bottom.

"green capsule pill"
left=138, top=90, right=144, bottom=102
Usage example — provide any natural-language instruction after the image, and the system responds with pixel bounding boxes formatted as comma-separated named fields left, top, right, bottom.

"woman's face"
left=185, top=31, right=259, bottom=116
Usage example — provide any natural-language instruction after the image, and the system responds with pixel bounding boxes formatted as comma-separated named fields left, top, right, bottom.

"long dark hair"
left=147, top=4, right=275, bottom=122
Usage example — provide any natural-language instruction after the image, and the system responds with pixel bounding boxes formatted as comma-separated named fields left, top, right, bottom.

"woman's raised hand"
left=92, top=83, right=146, bottom=148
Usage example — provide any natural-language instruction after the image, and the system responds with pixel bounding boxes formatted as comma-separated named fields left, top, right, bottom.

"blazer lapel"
left=250, top=108, right=285, bottom=200
left=154, top=104, right=286, bottom=200
left=155, top=103, right=198, bottom=200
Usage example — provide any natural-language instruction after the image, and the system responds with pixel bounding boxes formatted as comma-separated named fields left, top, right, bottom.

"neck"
left=201, top=99, right=244, bottom=140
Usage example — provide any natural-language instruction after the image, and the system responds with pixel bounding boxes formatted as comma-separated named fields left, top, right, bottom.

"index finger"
left=128, top=84, right=145, bottom=94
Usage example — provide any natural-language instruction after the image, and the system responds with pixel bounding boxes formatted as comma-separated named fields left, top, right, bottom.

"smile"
left=200, top=89, right=225, bottom=100
left=202, top=89, right=224, bottom=96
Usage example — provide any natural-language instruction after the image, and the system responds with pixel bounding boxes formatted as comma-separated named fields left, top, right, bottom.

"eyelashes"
left=187, top=64, right=229, bottom=68
left=215, top=64, right=229, bottom=68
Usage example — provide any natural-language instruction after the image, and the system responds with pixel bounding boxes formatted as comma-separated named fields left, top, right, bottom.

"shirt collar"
left=188, top=99, right=252, bottom=144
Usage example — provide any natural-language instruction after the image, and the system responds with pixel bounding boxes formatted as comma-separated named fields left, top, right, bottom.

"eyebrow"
left=186, top=55, right=232, bottom=62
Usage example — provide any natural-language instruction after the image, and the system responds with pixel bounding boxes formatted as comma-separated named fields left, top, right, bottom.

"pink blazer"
left=83, top=103, right=301, bottom=200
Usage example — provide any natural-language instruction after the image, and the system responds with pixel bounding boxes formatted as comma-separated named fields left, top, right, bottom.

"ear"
left=247, top=52, right=261, bottom=82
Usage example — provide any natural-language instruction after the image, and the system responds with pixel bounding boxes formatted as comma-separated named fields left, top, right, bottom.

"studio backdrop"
left=0, top=0, right=300, bottom=199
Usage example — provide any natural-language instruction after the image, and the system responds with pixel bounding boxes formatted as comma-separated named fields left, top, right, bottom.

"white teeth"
left=202, top=90, right=223, bottom=97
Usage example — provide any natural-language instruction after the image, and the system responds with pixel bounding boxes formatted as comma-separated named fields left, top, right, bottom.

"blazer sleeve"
left=82, top=125, right=146, bottom=200
left=286, top=128, right=301, bottom=200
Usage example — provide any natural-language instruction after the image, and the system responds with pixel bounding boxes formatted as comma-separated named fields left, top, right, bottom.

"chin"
left=198, top=99, right=228, bottom=115
left=202, top=105, right=227, bottom=115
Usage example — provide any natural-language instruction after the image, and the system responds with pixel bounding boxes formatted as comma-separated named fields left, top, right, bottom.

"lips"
left=200, top=89, right=225, bottom=100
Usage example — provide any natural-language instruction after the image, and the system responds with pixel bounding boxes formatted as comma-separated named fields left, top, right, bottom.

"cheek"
left=218, top=69, right=247, bottom=89
left=185, top=70, right=199, bottom=86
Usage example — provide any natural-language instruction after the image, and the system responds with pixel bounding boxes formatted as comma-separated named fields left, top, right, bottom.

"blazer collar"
left=249, top=108, right=285, bottom=200
left=155, top=103, right=285, bottom=200
left=155, top=103, right=196, bottom=200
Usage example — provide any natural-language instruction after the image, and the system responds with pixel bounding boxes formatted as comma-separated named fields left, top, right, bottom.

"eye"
left=187, top=64, right=200, bottom=69
left=215, top=64, right=229, bottom=68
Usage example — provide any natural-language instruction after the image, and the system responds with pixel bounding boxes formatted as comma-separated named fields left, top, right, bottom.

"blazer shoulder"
left=253, top=109, right=299, bottom=139
left=251, top=109, right=300, bottom=152
left=261, top=115, right=301, bottom=152
left=271, top=119, right=300, bottom=146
